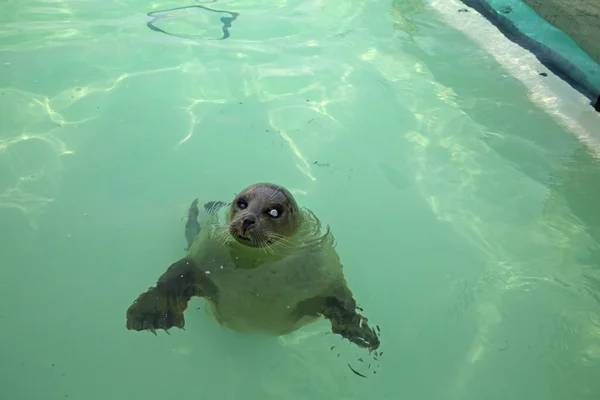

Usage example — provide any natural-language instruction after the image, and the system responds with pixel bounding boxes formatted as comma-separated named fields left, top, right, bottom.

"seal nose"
left=242, top=215, right=256, bottom=230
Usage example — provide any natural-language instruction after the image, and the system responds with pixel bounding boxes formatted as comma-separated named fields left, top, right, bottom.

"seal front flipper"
left=321, top=295, right=380, bottom=351
left=185, top=199, right=201, bottom=251
left=185, top=199, right=228, bottom=251
left=126, top=258, right=217, bottom=334
left=204, top=200, right=227, bottom=214
left=298, top=285, right=380, bottom=351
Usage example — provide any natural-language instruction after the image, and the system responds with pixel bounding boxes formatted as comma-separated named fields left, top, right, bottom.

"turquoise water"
left=1, top=0, right=600, bottom=399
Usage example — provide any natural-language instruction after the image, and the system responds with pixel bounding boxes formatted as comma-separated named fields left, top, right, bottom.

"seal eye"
left=268, top=208, right=280, bottom=218
left=237, top=200, right=247, bottom=209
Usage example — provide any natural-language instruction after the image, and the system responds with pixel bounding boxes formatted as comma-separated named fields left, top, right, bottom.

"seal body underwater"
left=125, top=182, right=380, bottom=351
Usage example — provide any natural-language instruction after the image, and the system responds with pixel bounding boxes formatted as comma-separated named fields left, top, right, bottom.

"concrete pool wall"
left=458, top=0, right=600, bottom=112
left=523, top=0, right=600, bottom=66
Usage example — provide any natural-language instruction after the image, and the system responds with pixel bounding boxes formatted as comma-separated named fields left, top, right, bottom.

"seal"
left=125, top=182, right=380, bottom=351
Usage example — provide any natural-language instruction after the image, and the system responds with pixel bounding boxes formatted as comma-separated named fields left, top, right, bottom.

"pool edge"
left=457, top=0, right=600, bottom=112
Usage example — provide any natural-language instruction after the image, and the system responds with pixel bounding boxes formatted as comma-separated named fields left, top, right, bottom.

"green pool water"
left=1, top=0, right=599, bottom=399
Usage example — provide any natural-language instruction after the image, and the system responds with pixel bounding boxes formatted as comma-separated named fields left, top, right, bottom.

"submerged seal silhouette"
left=125, top=182, right=381, bottom=353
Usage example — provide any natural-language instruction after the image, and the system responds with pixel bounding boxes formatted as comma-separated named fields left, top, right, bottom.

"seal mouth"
left=229, top=224, right=256, bottom=244
left=228, top=224, right=277, bottom=248
left=236, top=234, right=252, bottom=242
left=234, top=234, right=263, bottom=247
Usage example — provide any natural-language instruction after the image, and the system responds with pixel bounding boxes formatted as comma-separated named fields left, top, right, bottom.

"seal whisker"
left=212, top=225, right=233, bottom=246
left=260, top=239, right=277, bottom=256
left=271, top=240, right=292, bottom=253
left=220, top=231, right=233, bottom=245
left=265, top=232, right=295, bottom=251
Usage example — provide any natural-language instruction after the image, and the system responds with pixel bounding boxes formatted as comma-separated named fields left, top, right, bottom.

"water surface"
left=1, top=0, right=599, bottom=399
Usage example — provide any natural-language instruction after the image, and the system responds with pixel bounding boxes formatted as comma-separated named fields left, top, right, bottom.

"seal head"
left=227, top=182, right=300, bottom=247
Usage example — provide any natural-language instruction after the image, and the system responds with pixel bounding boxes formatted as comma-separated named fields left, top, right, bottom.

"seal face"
left=125, top=182, right=381, bottom=352
left=227, top=183, right=300, bottom=247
